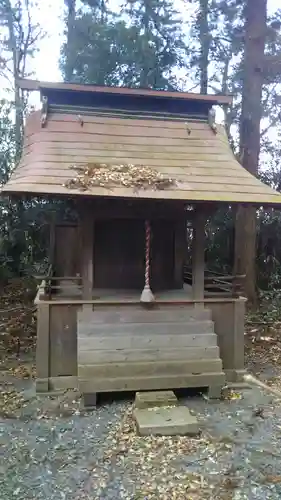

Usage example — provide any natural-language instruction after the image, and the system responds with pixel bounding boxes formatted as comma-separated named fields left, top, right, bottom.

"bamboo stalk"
left=243, top=373, right=281, bottom=399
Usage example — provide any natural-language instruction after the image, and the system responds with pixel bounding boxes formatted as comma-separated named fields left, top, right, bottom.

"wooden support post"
left=49, top=212, right=56, bottom=267
left=48, top=213, right=56, bottom=299
left=192, top=207, right=205, bottom=301
left=174, top=217, right=186, bottom=288
left=36, top=304, right=50, bottom=392
left=79, top=205, right=94, bottom=300
left=231, top=299, right=246, bottom=381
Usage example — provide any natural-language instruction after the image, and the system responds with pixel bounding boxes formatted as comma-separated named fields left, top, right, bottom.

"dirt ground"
left=1, top=349, right=281, bottom=499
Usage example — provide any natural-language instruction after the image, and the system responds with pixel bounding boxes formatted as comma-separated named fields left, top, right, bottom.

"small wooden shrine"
left=3, top=78, right=281, bottom=401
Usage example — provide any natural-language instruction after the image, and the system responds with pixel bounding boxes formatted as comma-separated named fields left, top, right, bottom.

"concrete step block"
left=133, top=406, right=200, bottom=436
left=134, top=390, right=178, bottom=409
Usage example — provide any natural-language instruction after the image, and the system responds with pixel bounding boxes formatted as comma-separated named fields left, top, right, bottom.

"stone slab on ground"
left=134, top=390, right=178, bottom=409
left=133, top=405, right=200, bottom=436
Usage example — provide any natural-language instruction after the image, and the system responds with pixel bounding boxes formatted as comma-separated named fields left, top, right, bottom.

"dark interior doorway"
left=94, top=219, right=175, bottom=290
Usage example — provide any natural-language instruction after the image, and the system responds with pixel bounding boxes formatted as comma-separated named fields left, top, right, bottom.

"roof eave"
left=16, top=78, right=233, bottom=106
left=2, top=184, right=281, bottom=208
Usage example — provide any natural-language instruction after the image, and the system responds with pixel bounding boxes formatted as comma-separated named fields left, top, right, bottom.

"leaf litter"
left=75, top=388, right=281, bottom=500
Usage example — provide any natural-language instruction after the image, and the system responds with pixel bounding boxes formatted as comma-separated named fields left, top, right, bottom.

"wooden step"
left=78, top=320, right=214, bottom=337
left=78, top=333, right=219, bottom=351
left=78, top=307, right=212, bottom=324
left=79, top=371, right=226, bottom=393
left=78, top=346, right=220, bottom=364
left=78, top=359, right=223, bottom=379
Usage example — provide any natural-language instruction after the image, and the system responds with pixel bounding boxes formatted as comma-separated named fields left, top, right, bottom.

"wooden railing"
left=35, top=266, right=245, bottom=301
left=35, top=266, right=83, bottom=300
left=35, top=264, right=53, bottom=300
left=183, top=265, right=245, bottom=298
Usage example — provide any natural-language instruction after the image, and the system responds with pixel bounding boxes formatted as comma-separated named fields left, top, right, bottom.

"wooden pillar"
left=36, top=303, right=50, bottom=392
left=79, top=205, right=94, bottom=300
left=49, top=211, right=56, bottom=267
left=174, top=217, right=186, bottom=288
left=192, top=206, right=206, bottom=301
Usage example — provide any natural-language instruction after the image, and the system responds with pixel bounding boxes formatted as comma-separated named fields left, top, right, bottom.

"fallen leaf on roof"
left=64, top=162, right=177, bottom=191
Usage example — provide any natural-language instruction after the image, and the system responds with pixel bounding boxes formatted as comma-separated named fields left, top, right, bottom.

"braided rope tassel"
left=140, top=220, right=155, bottom=303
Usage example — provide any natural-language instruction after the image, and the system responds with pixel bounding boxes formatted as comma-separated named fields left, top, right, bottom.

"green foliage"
left=0, top=99, right=15, bottom=184
left=122, top=0, right=186, bottom=88
left=205, top=207, right=235, bottom=273
left=248, top=289, right=281, bottom=323
left=0, top=105, right=61, bottom=280
left=61, top=15, right=137, bottom=86
left=60, top=0, right=186, bottom=88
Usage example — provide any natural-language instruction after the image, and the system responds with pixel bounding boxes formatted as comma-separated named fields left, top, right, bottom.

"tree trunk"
left=234, top=0, right=267, bottom=305
left=64, top=0, right=76, bottom=82
left=139, top=1, right=150, bottom=88
left=199, top=0, right=210, bottom=93
left=14, top=81, right=23, bottom=160
left=4, top=0, right=23, bottom=158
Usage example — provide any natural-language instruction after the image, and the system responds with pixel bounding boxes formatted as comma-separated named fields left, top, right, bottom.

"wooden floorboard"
left=78, top=346, right=220, bottom=364
left=78, top=321, right=214, bottom=336
left=78, top=359, right=223, bottom=379
left=78, top=333, right=219, bottom=350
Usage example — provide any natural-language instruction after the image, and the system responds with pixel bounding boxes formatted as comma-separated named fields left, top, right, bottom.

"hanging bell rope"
left=140, top=220, right=155, bottom=303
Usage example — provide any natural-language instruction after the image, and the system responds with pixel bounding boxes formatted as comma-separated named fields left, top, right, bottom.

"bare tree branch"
left=0, top=0, right=45, bottom=156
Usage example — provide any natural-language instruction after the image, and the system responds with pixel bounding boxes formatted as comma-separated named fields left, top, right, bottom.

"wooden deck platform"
left=53, top=284, right=193, bottom=302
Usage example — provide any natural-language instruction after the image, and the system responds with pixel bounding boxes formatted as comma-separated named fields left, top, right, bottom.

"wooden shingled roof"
left=2, top=81, right=281, bottom=206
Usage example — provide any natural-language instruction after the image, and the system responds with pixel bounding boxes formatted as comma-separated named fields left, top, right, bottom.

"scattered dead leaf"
left=0, top=389, right=25, bottom=418
left=9, top=363, right=36, bottom=379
